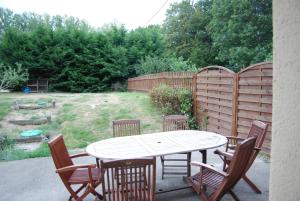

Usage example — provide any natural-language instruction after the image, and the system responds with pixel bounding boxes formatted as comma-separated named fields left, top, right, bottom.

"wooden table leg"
left=200, top=150, right=207, bottom=163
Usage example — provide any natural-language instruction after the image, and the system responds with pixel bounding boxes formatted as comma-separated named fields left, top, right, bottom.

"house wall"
left=270, top=0, right=300, bottom=200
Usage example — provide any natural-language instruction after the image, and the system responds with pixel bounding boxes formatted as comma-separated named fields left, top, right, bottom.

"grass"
left=0, top=92, right=163, bottom=161
left=0, top=99, right=11, bottom=120
left=0, top=142, right=50, bottom=161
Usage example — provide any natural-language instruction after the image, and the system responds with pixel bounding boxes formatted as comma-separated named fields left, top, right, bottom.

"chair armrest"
left=226, top=136, right=245, bottom=141
left=225, top=136, right=245, bottom=151
left=70, top=152, right=89, bottom=158
left=56, top=164, right=96, bottom=173
left=214, top=149, right=234, bottom=160
left=254, top=147, right=261, bottom=152
left=190, top=161, right=228, bottom=177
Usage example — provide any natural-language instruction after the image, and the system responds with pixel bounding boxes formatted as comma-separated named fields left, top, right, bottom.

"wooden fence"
left=128, top=72, right=195, bottom=92
left=236, top=62, right=273, bottom=153
left=127, top=62, right=273, bottom=154
left=194, top=62, right=272, bottom=154
left=194, top=66, right=237, bottom=137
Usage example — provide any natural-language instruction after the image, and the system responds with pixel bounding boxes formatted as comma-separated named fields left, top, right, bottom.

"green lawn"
left=0, top=92, right=163, bottom=160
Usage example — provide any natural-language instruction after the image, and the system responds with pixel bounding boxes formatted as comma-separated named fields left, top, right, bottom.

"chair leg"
left=243, top=175, right=262, bottom=194
left=187, top=152, right=191, bottom=177
left=66, top=185, right=81, bottom=201
left=199, top=150, right=207, bottom=163
left=228, top=190, right=241, bottom=201
left=160, top=156, right=165, bottom=180
left=199, top=191, right=209, bottom=201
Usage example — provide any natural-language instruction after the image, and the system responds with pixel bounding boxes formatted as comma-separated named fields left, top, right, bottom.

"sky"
left=0, top=0, right=181, bottom=30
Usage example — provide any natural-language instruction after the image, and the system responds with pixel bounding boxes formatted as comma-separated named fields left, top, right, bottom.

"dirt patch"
left=15, top=142, right=42, bottom=151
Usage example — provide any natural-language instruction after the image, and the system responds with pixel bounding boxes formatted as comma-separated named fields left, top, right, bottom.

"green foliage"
left=164, top=0, right=273, bottom=71
left=0, top=63, right=28, bottom=90
left=208, top=0, right=272, bottom=71
left=126, top=25, right=167, bottom=76
left=0, top=9, right=169, bottom=92
left=0, top=141, right=50, bottom=161
left=150, top=84, right=198, bottom=129
left=136, top=56, right=197, bottom=75
left=0, top=100, right=11, bottom=120
left=163, top=0, right=215, bottom=67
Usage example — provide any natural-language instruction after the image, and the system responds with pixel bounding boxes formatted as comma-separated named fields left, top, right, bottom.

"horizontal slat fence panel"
left=128, top=72, right=195, bottom=92
left=194, top=66, right=237, bottom=137
left=237, top=62, right=273, bottom=154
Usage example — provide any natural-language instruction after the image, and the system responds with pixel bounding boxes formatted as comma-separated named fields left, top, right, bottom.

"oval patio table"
left=86, top=130, right=227, bottom=161
left=86, top=130, right=227, bottom=194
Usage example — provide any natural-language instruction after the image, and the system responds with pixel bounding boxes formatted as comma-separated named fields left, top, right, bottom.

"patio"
left=0, top=150, right=269, bottom=201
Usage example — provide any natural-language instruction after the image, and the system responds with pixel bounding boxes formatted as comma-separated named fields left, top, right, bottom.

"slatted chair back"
left=163, top=115, right=189, bottom=131
left=245, top=120, right=268, bottom=173
left=213, top=137, right=256, bottom=200
left=247, top=120, right=268, bottom=149
left=101, top=158, right=156, bottom=201
left=48, top=135, right=74, bottom=181
left=113, top=119, right=141, bottom=137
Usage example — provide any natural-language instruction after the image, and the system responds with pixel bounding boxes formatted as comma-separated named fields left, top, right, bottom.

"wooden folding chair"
left=160, top=115, right=192, bottom=179
left=190, top=137, right=257, bottom=201
left=112, top=119, right=141, bottom=137
left=100, top=157, right=156, bottom=201
left=214, top=120, right=268, bottom=193
left=48, top=135, right=102, bottom=201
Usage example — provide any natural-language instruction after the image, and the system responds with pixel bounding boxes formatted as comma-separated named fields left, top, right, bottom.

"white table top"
left=86, top=130, right=227, bottom=160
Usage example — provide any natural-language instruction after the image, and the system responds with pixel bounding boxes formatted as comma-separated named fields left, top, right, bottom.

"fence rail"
left=127, top=62, right=273, bottom=154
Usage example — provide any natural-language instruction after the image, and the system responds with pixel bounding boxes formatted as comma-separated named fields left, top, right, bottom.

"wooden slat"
left=237, top=111, right=272, bottom=122
left=239, top=79, right=272, bottom=86
left=238, top=96, right=272, bottom=104
left=238, top=70, right=272, bottom=78
left=238, top=89, right=272, bottom=95
left=201, top=104, right=233, bottom=116
left=238, top=105, right=272, bottom=113
left=197, top=92, right=233, bottom=101
left=197, top=79, right=233, bottom=85
left=197, top=85, right=233, bottom=93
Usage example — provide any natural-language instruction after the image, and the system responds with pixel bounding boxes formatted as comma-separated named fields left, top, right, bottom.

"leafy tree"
left=0, top=63, right=28, bottom=91
left=136, top=56, right=196, bottom=75
left=208, top=0, right=272, bottom=71
left=126, top=25, right=167, bottom=76
left=163, top=0, right=215, bottom=68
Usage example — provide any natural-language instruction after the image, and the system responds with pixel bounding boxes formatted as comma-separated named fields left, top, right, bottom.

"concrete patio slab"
left=0, top=150, right=269, bottom=201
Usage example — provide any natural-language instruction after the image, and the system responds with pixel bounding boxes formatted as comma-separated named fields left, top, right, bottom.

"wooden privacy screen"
left=194, top=66, right=237, bottom=137
left=194, top=62, right=272, bottom=154
left=128, top=72, right=195, bottom=92
left=237, top=62, right=273, bottom=153
left=127, top=62, right=273, bottom=154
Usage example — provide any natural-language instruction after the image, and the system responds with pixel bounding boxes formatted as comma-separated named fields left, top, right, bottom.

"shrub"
left=136, top=56, right=197, bottom=75
left=0, top=63, right=28, bottom=91
left=150, top=84, right=198, bottom=129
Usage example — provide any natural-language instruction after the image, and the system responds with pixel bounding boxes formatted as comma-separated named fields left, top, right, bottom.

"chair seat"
left=104, top=189, right=153, bottom=201
left=69, top=167, right=101, bottom=184
left=191, top=168, right=224, bottom=190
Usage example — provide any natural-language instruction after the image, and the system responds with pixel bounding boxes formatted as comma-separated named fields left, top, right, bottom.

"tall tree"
left=208, top=0, right=272, bottom=71
left=163, top=0, right=215, bottom=68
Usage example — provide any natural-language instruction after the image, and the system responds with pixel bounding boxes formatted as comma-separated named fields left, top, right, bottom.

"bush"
left=0, top=63, right=28, bottom=91
left=136, top=56, right=197, bottom=75
left=150, top=84, right=198, bottom=129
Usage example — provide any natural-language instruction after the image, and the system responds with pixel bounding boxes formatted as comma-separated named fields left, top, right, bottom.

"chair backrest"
left=101, top=157, right=156, bottom=201
left=163, top=115, right=189, bottom=131
left=112, top=119, right=141, bottom=137
left=213, top=137, right=256, bottom=200
left=247, top=120, right=268, bottom=149
left=48, top=135, right=74, bottom=180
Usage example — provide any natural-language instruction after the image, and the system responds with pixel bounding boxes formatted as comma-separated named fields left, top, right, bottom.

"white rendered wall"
left=270, top=0, right=300, bottom=200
